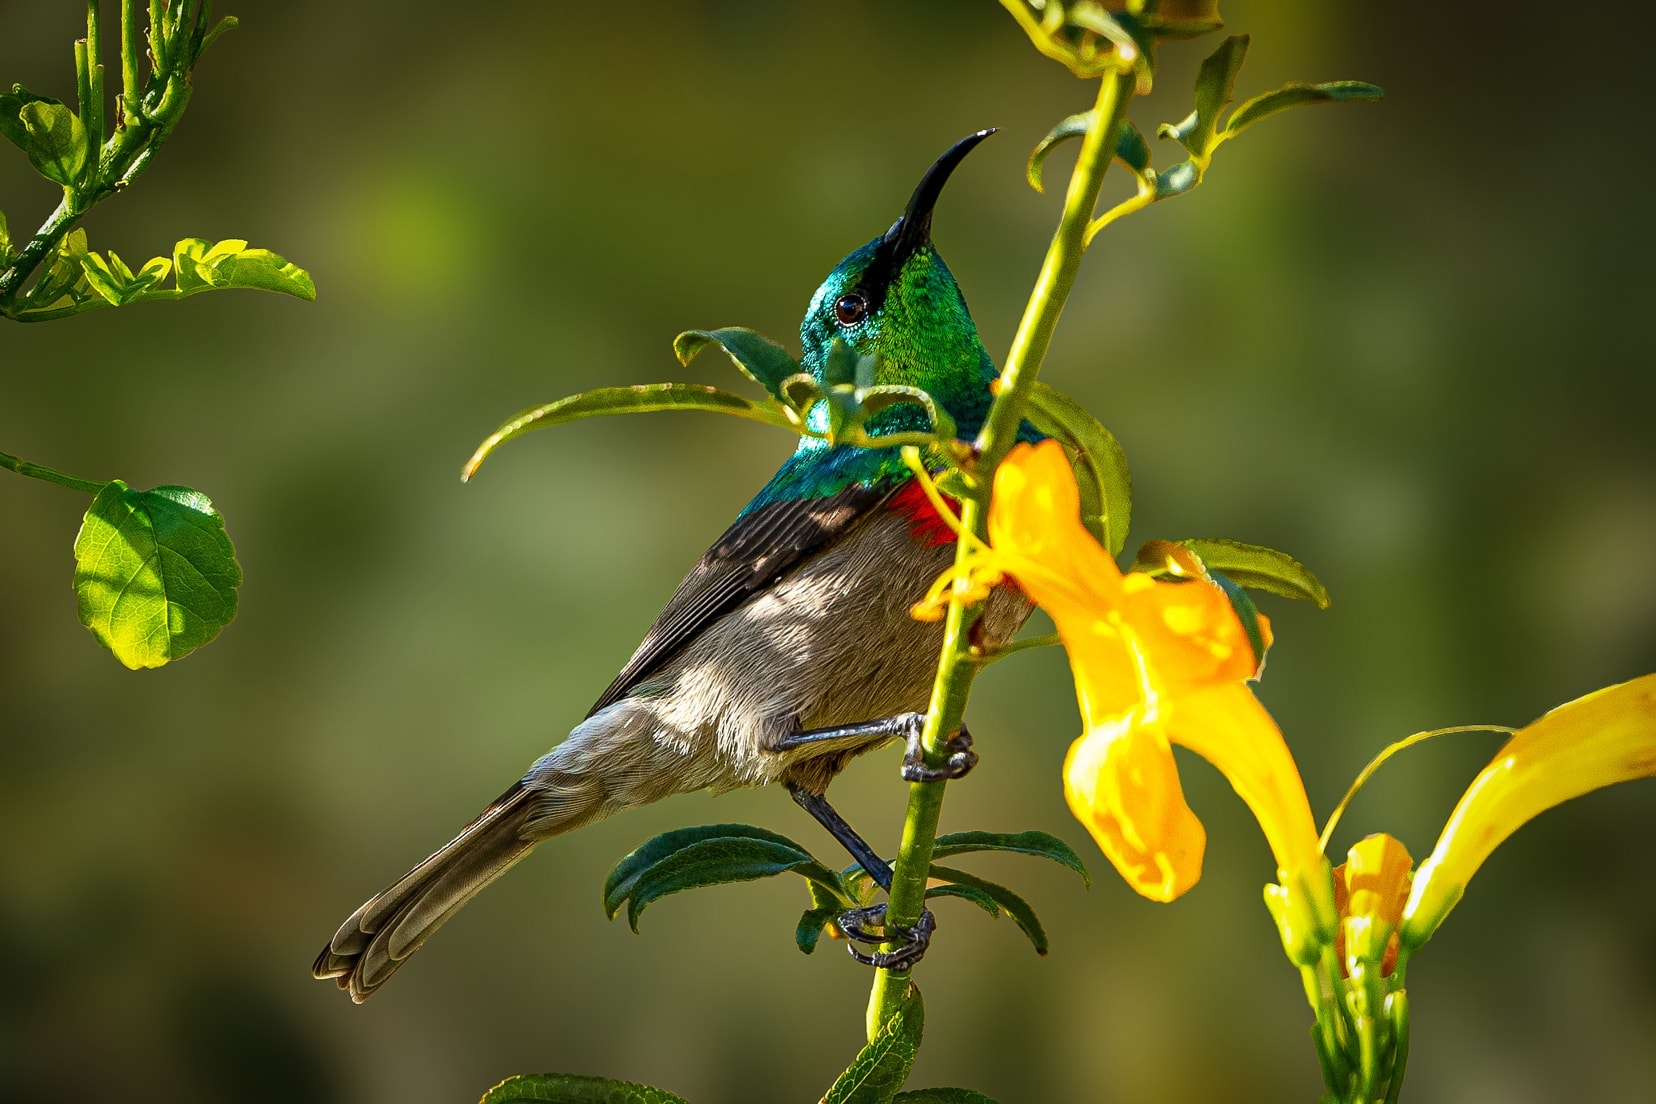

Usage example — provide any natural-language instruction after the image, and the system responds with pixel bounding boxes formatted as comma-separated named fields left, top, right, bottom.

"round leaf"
left=73, top=481, right=241, bottom=669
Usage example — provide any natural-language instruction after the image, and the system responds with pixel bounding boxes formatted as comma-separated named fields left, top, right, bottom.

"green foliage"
left=1208, top=569, right=1269, bottom=666
left=1227, top=80, right=1386, bottom=136
left=1178, top=537, right=1332, bottom=608
left=674, top=326, right=802, bottom=400
left=892, top=1091, right=1001, bottom=1104
left=823, top=986, right=924, bottom=1104
left=1026, top=113, right=1152, bottom=193
left=1021, top=382, right=1133, bottom=556
left=0, top=88, right=89, bottom=187
left=601, top=823, right=845, bottom=932
left=72, top=481, right=241, bottom=669
left=931, top=830, right=1092, bottom=887
left=480, top=1074, right=691, bottom=1104
left=927, top=866, right=1050, bottom=955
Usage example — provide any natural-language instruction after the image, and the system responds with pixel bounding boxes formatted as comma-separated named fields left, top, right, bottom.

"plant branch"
left=0, top=449, right=107, bottom=495
left=863, top=65, right=1137, bottom=1041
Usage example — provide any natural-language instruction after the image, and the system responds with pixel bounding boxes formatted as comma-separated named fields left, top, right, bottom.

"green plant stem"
left=120, top=0, right=141, bottom=122
left=863, top=66, right=1136, bottom=1041
left=0, top=450, right=107, bottom=495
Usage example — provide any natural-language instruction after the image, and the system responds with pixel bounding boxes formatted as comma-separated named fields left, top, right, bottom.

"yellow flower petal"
left=1401, top=673, right=1656, bottom=947
left=1063, top=715, right=1206, bottom=902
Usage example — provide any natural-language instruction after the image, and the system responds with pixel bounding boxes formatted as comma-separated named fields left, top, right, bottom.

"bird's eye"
left=834, top=293, right=868, bottom=326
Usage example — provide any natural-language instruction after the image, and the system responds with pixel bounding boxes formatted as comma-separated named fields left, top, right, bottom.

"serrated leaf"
left=73, top=481, right=241, bottom=669
left=463, top=383, right=799, bottom=482
left=673, top=327, right=802, bottom=401
left=480, top=1073, right=691, bottom=1104
left=925, top=881, right=1000, bottom=916
left=617, top=837, right=842, bottom=932
left=0, top=89, right=90, bottom=187
left=603, top=823, right=822, bottom=919
left=1021, top=382, right=1132, bottom=556
left=1177, top=537, right=1331, bottom=608
left=893, top=1091, right=1001, bottom=1104
left=197, top=242, right=316, bottom=299
left=931, top=830, right=1091, bottom=888
left=1185, top=34, right=1250, bottom=156
left=926, top=866, right=1048, bottom=955
left=1224, top=81, right=1384, bottom=137
left=823, top=985, right=923, bottom=1104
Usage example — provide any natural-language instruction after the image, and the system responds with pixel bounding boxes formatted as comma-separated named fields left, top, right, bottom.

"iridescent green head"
left=800, top=130, right=998, bottom=436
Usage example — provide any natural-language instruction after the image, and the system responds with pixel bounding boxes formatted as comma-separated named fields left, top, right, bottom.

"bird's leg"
left=772, top=712, right=978, bottom=784
left=787, top=783, right=892, bottom=891
left=787, top=783, right=937, bottom=970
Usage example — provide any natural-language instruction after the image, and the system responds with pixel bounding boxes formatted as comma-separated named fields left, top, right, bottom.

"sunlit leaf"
left=673, top=327, right=802, bottom=400
left=927, top=866, right=1049, bottom=955
left=1224, top=80, right=1384, bottom=137
left=1185, top=34, right=1250, bottom=156
left=931, top=830, right=1091, bottom=887
left=604, top=823, right=828, bottom=919
left=823, top=985, right=924, bottom=1104
left=463, top=384, right=799, bottom=482
left=480, top=1073, right=691, bottom=1104
left=1027, top=114, right=1153, bottom=193
left=73, top=481, right=241, bottom=669
left=0, top=88, right=89, bottom=187
left=1021, top=382, right=1132, bottom=556
left=1176, top=537, right=1331, bottom=608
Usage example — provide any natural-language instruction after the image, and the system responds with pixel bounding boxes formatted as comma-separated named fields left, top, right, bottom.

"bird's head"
left=799, top=130, right=998, bottom=435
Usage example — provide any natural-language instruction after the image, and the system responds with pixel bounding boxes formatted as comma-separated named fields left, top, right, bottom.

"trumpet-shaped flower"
left=1400, top=673, right=1656, bottom=948
left=987, top=440, right=1321, bottom=900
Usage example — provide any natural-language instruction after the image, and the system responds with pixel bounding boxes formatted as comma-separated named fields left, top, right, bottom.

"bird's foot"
left=901, top=723, right=977, bottom=784
left=836, top=903, right=936, bottom=971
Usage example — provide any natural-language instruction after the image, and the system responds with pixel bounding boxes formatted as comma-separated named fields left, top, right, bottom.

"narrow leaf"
left=73, top=481, right=242, bottom=669
left=823, top=985, right=924, bottom=1104
left=603, top=823, right=819, bottom=919
left=1022, top=382, right=1133, bottom=556
left=1177, top=537, right=1331, bottom=608
left=480, top=1073, right=691, bottom=1104
left=925, top=882, right=1000, bottom=917
left=1028, top=114, right=1153, bottom=193
left=893, top=1091, right=1001, bottom=1104
left=796, top=904, right=841, bottom=955
left=927, top=866, right=1049, bottom=955
left=673, top=327, right=802, bottom=400
left=1186, top=34, right=1250, bottom=156
left=463, top=384, right=798, bottom=482
left=931, top=830, right=1091, bottom=888
left=1209, top=569, right=1268, bottom=668
left=619, top=837, right=842, bottom=932
left=1224, top=81, right=1384, bottom=137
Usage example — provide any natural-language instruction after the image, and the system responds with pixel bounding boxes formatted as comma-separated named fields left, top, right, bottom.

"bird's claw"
left=901, top=723, right=977, bottom=784
left=836, top=903, right=936, bottom=971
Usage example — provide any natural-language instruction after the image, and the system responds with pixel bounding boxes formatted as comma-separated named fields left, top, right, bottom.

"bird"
left=313, top=129, right=1034, bottom=1002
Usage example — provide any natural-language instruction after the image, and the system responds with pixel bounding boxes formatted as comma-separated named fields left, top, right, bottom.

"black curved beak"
left=858, top=128, right=997, bottom=302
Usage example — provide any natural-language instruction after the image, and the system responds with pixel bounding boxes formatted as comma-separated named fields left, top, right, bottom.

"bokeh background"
left=2, top=2, right=1653, bottom=1101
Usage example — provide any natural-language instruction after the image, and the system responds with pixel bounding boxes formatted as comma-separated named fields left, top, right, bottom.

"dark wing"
left=586, top=479, right=896, bottom=717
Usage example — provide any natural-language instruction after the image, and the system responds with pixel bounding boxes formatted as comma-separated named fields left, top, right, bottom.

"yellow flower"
left=988, top=440, right=1321, bottom=901
left=1334, top=833, right=1413, bottom=977
left=1399, top=673, right=1656, bottom=948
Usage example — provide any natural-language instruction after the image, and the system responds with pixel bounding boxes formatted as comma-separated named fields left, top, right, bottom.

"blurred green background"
left=2, top=2, right=1653, bottom=1101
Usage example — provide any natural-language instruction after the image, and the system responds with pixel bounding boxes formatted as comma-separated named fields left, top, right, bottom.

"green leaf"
left=1209, top=569, right=1268, bottom=668
left=1176, top=537, right=1331, bottom=608
left=1224, top=80, right=1384, bottom=137
left=612, top=836, right=843, bottom=932
left=1021, top=382, right=1133, bottom=556
left=926, top=866, right=1049, bottom=955
left=73, top=481, right=242, bottom=669
left=1027, top=114, right=1153, bottom=193
left=893, top=1091, right=1001, bottom=1104
left=823, top=985, right=924, bottom=1104
left=796, top=903, right=841, bottom=955
left=173, top=237, right=213, bottom=293
left=925, top=881, right=1000, bottom=917
left=673, top=327, right=802, bottom=401
left=184, top=238, right=316, bottom=299
left=603, top=823, right=827, bottom=919
left=1154, top=160, right=1199, bottom=198
left=1185, top=34, right=1250, bottom=156
left=931, top=830, right=1091, bottom=888
left=463, top=383, right=799, bottom=482
left=480, top=1073, right=691, bottom=1104
left=0, top=88, right=90, bottom=187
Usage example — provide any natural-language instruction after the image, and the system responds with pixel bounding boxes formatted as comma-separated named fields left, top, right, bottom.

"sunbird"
left=314, top=130, right=1032, bottom=1001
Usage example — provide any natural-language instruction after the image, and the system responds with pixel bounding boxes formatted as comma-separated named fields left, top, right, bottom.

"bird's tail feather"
left=313, top=778, right=593, bottom=1002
